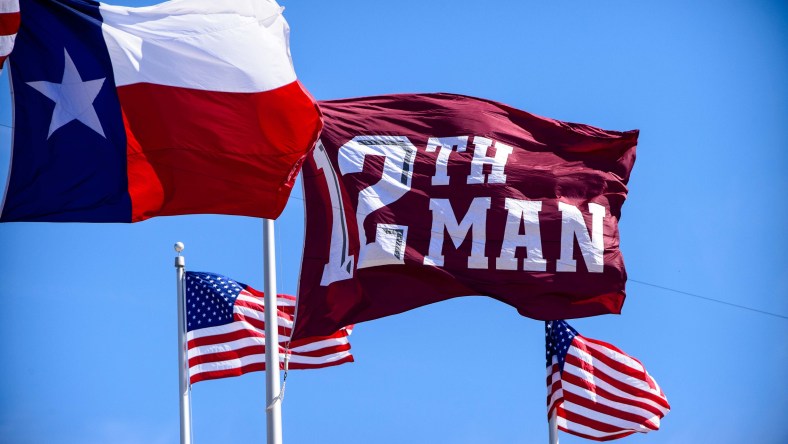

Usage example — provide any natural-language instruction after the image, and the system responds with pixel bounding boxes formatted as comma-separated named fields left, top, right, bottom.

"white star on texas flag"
left=26, top=48, right=106, bottom=139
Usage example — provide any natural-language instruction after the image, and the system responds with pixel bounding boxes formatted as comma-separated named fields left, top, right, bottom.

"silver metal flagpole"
left=263, top=219, right=283, bottom=444
left=174, top=242, right=193, bottom=444
left=548, top=411, right=559, bottom=444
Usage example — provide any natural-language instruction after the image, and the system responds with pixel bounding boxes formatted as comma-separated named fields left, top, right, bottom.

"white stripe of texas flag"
left=98, top=0, right=296, bottom=92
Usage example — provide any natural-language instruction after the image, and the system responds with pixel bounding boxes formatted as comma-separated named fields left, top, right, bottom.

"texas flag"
left=0, top=0, right=322, bottom=222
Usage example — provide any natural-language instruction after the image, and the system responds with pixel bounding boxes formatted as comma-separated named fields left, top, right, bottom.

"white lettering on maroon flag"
left=338, top=135, right=416, bottom=270
left=295, top=94, right=638, bottom=340
left=546, top=320, right=670, bottom=441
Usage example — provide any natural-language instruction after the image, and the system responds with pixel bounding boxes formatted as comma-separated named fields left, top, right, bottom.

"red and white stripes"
left=547, top=335, right=670, bottom=441
left=0, top=0, right=19, bottom=71
left=187, top=288, right=353, bottom=384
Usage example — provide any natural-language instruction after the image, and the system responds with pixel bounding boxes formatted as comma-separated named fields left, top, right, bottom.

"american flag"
left=185, top=271, right=353, bottom=384
left=0, top=0, right=19, bottom=71
left=546, top=320, right=670, bottom=441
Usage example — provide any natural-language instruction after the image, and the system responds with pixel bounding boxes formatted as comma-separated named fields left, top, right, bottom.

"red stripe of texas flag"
left=120, top=80, right=321, bottom=221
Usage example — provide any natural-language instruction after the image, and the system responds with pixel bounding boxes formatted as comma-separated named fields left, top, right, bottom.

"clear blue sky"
left=1, top=1, right=786, bottom=443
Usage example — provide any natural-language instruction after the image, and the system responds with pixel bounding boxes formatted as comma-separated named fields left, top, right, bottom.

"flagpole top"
left=174, top=242, right=185, bottom=268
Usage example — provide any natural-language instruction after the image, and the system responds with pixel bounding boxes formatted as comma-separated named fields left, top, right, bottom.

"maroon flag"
left=294, top=93, right=637, bottom=339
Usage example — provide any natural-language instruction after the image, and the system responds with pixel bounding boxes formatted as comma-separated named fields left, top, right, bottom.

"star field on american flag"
left=545, top=320, right=578, bottom=372
left=185, top=272, right=245, bottom=331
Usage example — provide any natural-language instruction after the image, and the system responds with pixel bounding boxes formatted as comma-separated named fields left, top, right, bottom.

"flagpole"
left=548, top=411, right=559, bottom=444
left=174, top=242, right=192, bottom=444
left=263, top=219, right=283, bottom=444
